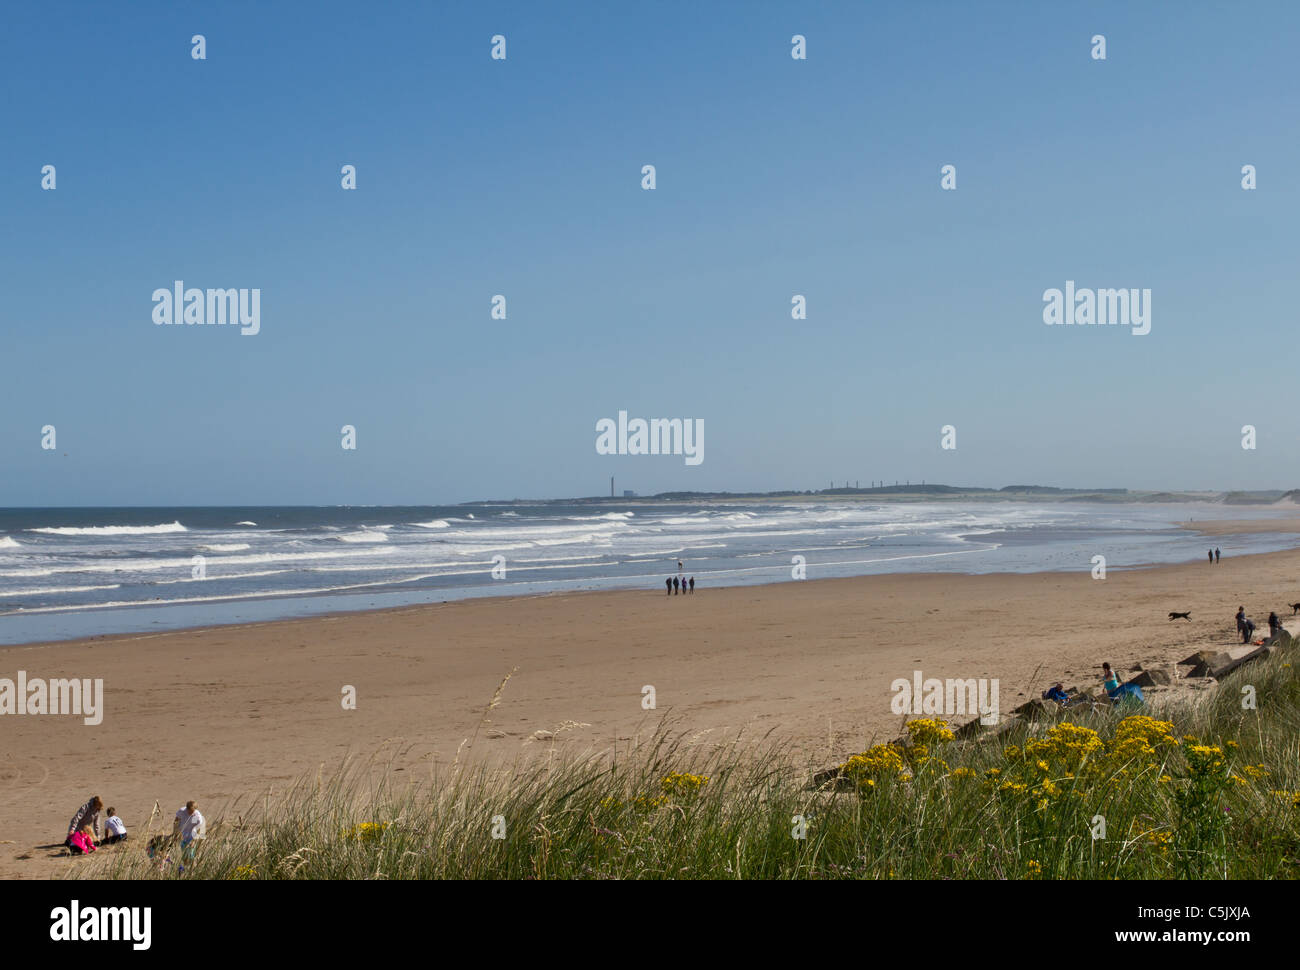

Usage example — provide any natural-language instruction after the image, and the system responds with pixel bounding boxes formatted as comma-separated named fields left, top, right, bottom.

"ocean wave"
left=337, top=531, right=389, bottom=543
left=0, top=536, right=22, bottom=549
left=533, top=533, right=612, bottom=547
left=0, top=546, right=393, bottom=578
left=199, top=543, right=251, bottom=552
left=3, top=582, right=122, bottom=596
left=412, top=520, right=450, bottom=529
left=235, top=521, right=258, bottom=526
left=28, top=521, right=187, bottom=536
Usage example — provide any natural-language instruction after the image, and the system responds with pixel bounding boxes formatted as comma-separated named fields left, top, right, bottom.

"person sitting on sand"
left=65, top=795, right=102, bottom=851
left=1268, top=611, right=1281, bottom=640
left=173, top=801, right=206, bottom=861
left=1042, top=683, right=1069, bottom=704
left=68, top=824, right=97, bottom=855
left=102, top=808, right=128, bottom=845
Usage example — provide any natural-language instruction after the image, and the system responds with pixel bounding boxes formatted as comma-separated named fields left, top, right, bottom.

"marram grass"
left=82, top=650, right=1300, bottom=880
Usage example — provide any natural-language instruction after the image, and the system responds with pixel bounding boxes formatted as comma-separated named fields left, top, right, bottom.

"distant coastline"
left=467, top=485, right=1300, bottom=506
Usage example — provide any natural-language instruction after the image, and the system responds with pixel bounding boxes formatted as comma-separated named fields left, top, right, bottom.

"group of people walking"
left=64, top=795, right=205, bottom=863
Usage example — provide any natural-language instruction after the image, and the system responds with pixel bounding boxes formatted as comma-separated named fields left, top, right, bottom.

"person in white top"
left=102, top=808, right=128, bottom=844
left=173, top=801, right=205, bottom=861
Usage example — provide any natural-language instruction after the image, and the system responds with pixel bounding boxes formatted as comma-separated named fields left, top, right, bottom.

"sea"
left=1, top=501, right=1297, bottom=645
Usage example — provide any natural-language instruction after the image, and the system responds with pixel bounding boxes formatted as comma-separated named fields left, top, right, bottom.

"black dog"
left=1168, top=611, right=1191, bottom=621
left=1290, top=603, right=1300, bottom=614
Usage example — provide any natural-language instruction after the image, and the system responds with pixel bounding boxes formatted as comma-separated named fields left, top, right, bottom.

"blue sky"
left=2, top=1, right=1297, bottom=505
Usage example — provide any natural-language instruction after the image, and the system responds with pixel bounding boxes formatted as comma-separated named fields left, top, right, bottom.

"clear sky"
left=3, top=1, right=1297, bottom=506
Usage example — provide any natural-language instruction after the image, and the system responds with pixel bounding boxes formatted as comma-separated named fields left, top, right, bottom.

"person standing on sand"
left=689, top=576, right=695, bottom=593
left=1208, top=550, right=1214, bottom=564
left=666, top=577, right=672, bottom=596
left=66, top=795, right=102, bottom=850
left=1216, top=548, right=1221, bottom=563
left=173, top=801, right=205, bottom=862
left=672, top=576, right=679, bottom=595
left=1236, top=606, right=1246, bottom=639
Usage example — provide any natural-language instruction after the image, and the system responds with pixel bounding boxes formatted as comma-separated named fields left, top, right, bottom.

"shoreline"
left=6, top=515, right=1300, bottom=652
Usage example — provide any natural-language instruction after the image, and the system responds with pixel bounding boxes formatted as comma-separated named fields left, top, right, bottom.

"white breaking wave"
left=5, top=582, right=122, bottom=596
left=199, top=543, right=251, bottom=552
left=235, top=521, right=258, bottom=526
left=28, top=521, right=187, bottom=536
left=0, top=537, right=22, bottom=549
left=412, top=520, right=450, bottom=529
left=337, top=531, right=389, bottom=543
left=0, top=546, right=393, bottom=578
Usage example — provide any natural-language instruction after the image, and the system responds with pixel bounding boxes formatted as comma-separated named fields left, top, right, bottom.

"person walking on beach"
left=666, top=577, right=672, bottom=596
left=689, top=576, right=695, bottom=593
left=672, top=576, right=679, bottom=595
left=65, top=795, right=102, bottom=851
left=1215, top=547, right=1221, bottom=563
left=1208, top=549, right=1214, bottom=564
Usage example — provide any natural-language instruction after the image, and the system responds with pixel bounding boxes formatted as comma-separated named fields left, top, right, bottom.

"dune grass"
left=83, top=647, right=1300, bottom=880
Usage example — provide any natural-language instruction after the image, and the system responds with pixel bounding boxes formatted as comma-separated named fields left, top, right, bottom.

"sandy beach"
left=3, top=533, right=1298, bottom=879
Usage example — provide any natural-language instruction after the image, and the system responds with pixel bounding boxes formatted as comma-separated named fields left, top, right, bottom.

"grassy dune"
left=84, top=647, right=1300, bottom=880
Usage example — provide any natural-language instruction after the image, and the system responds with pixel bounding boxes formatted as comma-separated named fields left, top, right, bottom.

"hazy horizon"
left=0, top=480, right=1295, bottom=510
